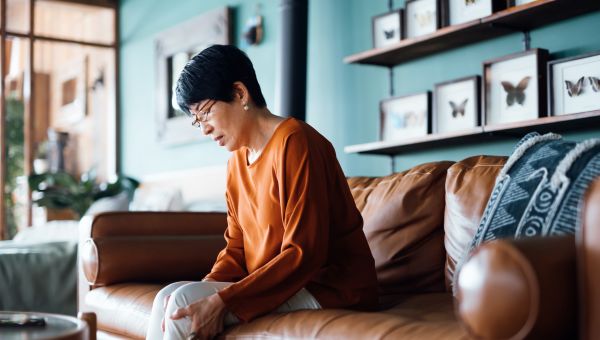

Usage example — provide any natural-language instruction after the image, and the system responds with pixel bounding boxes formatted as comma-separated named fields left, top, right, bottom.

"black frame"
left=432, top=75, right=481, bottom=133
left=482, top=48, right=549, bottom=126
left=547, top=50, right=600, bottom=117
left=379, top=91, right=432, bottom=141
left=371, top=9, right=404, bottom=49
left=405, top=0, right=443, bottom=39
left=440, top=0, right=507, bottom=26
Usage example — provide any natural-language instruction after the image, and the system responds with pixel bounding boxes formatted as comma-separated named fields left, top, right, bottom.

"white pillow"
left=129, top=187, right=184, bottom=211
left=12, top=220, right=79, bottom=243
left=84, top=192, right=130, bottom=216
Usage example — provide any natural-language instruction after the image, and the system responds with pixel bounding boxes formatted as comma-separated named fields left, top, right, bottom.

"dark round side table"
left=0, top=311, right=89, bottom=340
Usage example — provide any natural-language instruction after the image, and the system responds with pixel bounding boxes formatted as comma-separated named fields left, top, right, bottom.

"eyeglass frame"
left=191, top=100, right=216, bottom=128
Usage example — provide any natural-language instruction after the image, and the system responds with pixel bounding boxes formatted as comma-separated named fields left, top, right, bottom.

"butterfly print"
left=501, top=76, right=531, bottom=106
left=465, top=0, right=477, bottom=5
left=565, top=77, right=584, bottom=97
left=589, top=76, right=600, bottom=92
left=449, top=98, right=468, bottom=118
left=415, top=11, right=434, bottom=28
left=384, top=29, right=395, bottom=39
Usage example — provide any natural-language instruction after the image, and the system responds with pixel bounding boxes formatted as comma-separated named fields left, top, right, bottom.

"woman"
left=147, top=45, right=378, bottom=340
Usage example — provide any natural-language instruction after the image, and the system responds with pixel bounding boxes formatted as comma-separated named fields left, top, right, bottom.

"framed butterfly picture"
left=483, top=48, right=549, bottom=126
left=405, top=0, right=441, bottom=39
left=372, top=9, right=404, bottom=49
left=433, top=75, right=481, bottom=134
left=548, top=50, right=600, bottom=116
left=442, top=0, right=506, bottom=26
left=380, top=92, right=431, bottom=142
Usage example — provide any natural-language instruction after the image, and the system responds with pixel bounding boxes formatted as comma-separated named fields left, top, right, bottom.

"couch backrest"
left=347, top=161, right=453, bottom=302
left=444, top=155, right=507, bottom=290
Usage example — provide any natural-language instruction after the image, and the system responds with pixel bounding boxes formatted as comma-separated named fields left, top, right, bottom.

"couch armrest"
left=79, top=211, right=227, bottom=286
left=456, top=235, right=576, bottom=340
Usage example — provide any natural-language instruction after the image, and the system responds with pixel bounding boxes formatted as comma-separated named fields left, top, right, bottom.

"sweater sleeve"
left=217, top=131, right=330, bottom=322
left=204, top=192, right=248, bottom=282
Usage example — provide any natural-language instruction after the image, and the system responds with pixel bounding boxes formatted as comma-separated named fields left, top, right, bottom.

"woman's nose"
left=201, top=123, right=212, bottom=135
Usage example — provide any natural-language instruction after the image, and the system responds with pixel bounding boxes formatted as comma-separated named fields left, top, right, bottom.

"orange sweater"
left=205, top=118, right=378, bottom=322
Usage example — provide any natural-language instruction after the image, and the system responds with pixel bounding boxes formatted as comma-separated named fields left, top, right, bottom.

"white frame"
left=380, top=92, right=431, bottom=141
left=406, top=0, right=439, bottom=39
left=433, top=76, right=480, bottom=133
left=549, top=51, right=600, bottom=116
left=447, top=0, right=495, bottom=25
left=155, top=7, right=230, bottom=146
left=484, top=49, right=547, bottom=125
left=372, top=9, right=403, bottom=49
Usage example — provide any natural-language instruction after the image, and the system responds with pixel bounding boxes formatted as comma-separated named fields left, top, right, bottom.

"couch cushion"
left=347, top=161, right=454, bottom=301
left=85, top=283, right=163, bottom=339
left=444, top=155, right=506, bottom=291
left=221, top=293, right=468, bottom=339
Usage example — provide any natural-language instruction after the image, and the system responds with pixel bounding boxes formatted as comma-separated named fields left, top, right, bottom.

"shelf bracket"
left=390, top=156, right=395, bottom=174
left=388, top=0, right=393, bottom=12
left=489, top=23, right=531, bottom=51
left=389, top=67, right=394, bottom=97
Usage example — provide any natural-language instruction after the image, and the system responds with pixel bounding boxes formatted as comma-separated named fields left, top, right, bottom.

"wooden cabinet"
left=344, top=0, right=600, bottom=156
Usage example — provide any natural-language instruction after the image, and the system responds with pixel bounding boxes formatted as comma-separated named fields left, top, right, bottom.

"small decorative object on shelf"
left=483, top=48, right=549, bottom=125
left=405, top=0, right=441, bottom=39
left=380, top=92, right=431, bottom=141
left=442, top=0, right=506, bottom=26
left=433, top=75, right=481, bottom=133
left=548, top=50, right=600, bottom=116
left=372, top=9, right=404, bottom=49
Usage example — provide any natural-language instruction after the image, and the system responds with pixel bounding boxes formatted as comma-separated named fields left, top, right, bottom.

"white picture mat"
left=449, top=0, right=493, bottom=25
left=374, top=12, right=402, bottom=48
left=382, top=93, right=428, bottom=141
left=515, top=0, right=537, bottom=5
left=552, top=54, right=600, bottom=116
left=435, top=79, right=478, bottom=133
left=486, top=53, right=539, bottom=125
left=406, top=0, right=437, bottom=38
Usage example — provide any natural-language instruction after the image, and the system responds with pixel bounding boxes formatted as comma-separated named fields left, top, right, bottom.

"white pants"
left=146, top=281, right=322, bottom=340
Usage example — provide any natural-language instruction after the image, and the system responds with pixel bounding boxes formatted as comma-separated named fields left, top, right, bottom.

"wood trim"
left=7, top=31, right=116, bottom=48
left=0, top=0, right=7, bottom=239
left=25, top=0, right=34, bottom=226
left=44, top=0, right=117, bottom=9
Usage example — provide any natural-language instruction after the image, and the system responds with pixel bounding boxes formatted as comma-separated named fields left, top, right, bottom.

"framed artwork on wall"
left=548, top=50, right=600, bottom=116
left=155, top=7, right=231, bottom=145
left=442, top=0, right=506, bottom=26
left=433, top=75, right=481, bottom=133
left=380, top=92, right=431, bottom=141
left=483, top=48, right=548, bottom=125
left=54, top=56, right=88, bottom=128
left=405, top=0, right=441, bottom=39
left=372, top=9, right=404, bottom=49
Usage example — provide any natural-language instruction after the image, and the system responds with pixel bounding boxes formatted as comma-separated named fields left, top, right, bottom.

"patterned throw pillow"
left=454, top=132, right=600, bottom=288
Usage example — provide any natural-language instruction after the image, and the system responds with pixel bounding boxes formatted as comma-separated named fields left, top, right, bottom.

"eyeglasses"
left=191, top=100, right=215, bottom=128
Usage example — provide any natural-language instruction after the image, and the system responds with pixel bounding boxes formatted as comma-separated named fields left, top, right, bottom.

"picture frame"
left=155, top=7, right=231, bottom=145
left=405, top=0, right=441, bottom=39
left=483, top=48, right=549, bottom=126
left=372, top=9, right=404, bottom=49
left=380, top=92, right=431, bottom=141
left=507, top=0, right=540, bottom=7
left=548, top=50, right=600, bottom=116
left=54, top=56, right=88, bottom=128
left=441, top=0, right=506, bottom=26
left=433, top=75, right=481, bottom=133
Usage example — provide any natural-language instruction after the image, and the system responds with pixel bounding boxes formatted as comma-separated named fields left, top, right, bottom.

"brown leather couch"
left=78, top=155, right=597, bottom=339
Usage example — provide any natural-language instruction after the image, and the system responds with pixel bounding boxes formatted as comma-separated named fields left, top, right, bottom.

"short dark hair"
left=175, top=44, right=267, bottom=115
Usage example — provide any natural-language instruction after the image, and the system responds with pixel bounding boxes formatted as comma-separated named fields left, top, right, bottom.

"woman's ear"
left=232, top=81, right=249, bottom=102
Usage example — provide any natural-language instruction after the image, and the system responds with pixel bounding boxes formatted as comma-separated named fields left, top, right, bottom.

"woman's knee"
left=154, top=281, right=190, bottom=308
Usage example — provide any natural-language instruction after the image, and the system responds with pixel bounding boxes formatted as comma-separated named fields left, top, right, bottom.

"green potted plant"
left=28, top=170, right=139, bottom=219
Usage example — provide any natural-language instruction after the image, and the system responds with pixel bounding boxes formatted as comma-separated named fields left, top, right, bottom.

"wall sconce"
left=243, top=4, right=263, bottom=46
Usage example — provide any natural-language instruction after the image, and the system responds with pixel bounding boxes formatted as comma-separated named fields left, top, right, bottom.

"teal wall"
left=119, top=0, right=600, bottom=179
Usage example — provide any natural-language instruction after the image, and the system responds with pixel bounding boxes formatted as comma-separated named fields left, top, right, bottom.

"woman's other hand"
left=170, top=293, right=228, bottom=340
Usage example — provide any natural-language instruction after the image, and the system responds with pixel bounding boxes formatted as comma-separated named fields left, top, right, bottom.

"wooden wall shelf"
left=344, top=0, right=600, bottom=67
left=344, top=110, right=600, bottom=156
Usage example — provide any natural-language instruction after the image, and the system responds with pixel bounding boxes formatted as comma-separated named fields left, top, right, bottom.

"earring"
left=243, top=103, right=249, bottom=111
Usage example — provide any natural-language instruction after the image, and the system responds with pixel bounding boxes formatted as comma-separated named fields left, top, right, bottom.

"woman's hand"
left=170, top=293, right=228, bottom=340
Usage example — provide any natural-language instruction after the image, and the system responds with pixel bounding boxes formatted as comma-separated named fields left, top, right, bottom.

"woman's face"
left=191, top=99, right=246, bottom=152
